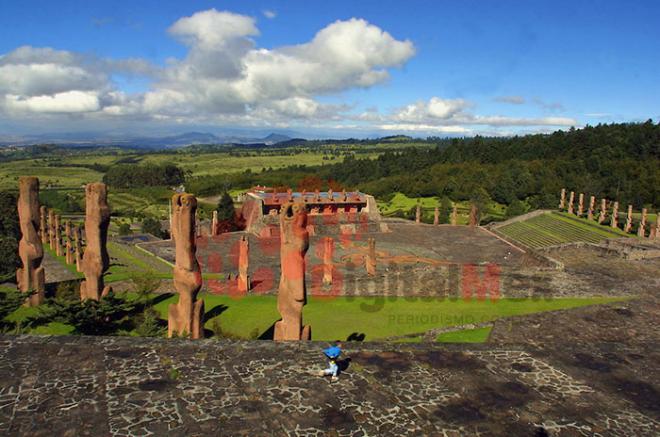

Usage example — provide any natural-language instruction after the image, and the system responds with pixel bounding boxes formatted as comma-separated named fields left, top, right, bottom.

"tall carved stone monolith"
left=598, top=199, right=607, bottom=224
left=559, top=188, right=566, bottom=210
left=624, top=205, right=633, bottom=233
left=80, top=183, right=112, bottom=301
left=587, top=196, right=596, bottom=221
left=74, top=225, right=83, bottom=272
left=237, top=235, right=250, bottom=294
left=16, top=177, right=45, bottom=306
left=637, top=208, right=648, bottom=237
left=652, top=221, right=659, bottom=240
left=415, top=203, right=421, bottom=224
left=450, top=205, right=457, bottom=225
left=433, top=206, right=439, bottom=225
left=469, top=204, right=479, bottom=227
left=39, top=206, right=48, bottom=244
left=168, top=193, right=204, bottom=339
left=577, top=193, right=584, bottom=216
left=322, top=237, right=334, bottom=286
left=275, top=202, right=311, bottom=341
left=48, top=209, right=56, bottom=249
left=211, top=210, right=219, bottom=236
left=649, top=222, right=658, bottom=240
left=366, top=237, right=376, bottom=276
left=611, top=202, right=619, bottom=229
left=64, top=220, right=73, bottom=264
left=567, top=191, right=575, bottom=214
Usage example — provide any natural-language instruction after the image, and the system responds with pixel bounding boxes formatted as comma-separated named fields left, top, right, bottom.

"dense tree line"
left=186, top=121, right=659, bottom=209
left=103, top=163, right=185, bottom=188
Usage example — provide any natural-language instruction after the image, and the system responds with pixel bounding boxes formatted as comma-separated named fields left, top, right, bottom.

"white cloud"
left=262, top=10, right=277, bottom=19
left=5, top=91, right=100, bottom=113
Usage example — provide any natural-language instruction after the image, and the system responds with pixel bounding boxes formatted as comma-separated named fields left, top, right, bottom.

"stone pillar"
left=80, top=183, right=112, bottom=301
left=48, top=209, right=56, bottom=250
left=652, top=221, right=660, bottom=240
left=287, top=188, right=293, bottom=202
left=341, top=189, right=347, bottom=201
left=211, top=210, right=218, bottom=236
left=16, top=177, right=45, bottom=306
left=598, top=199, right=607, bottom=224
left=415, top=203, right=421, bottom=224
left=74, top=225, right=83, bottom=272
left=637, top=208, right=648, bottom=237
left=433, top=206, right=439, bottom=225
left=469, top=204, right=479, bottom=227
left=64, top=220, right=73, bottom=264
left=322, top=237, right=333, bottom=286
left=611, top=202, right=619, bottom=229
left=237, top=235, right=250, bottom=294
left=624, top=205, right=633, bottom=233
left=54, top=215, right=63, bottom=256
left=274, top=202, right=311, bottom=341
left=366, top=237, right=376, bottom=276
left=168, top=193, right=204, bottom=339
left=567, top=191, right=575, bottom=214
left=327, top=188, right=333, bottom=201
left=587, top=196, right=595, bottom=220
left=39, top=206, right=48, bottom=244
left=577, top=193, right=584, bottom=216
left=450, top=205, right=458, bottom=225
left=559, top=188, right=566, bottom=210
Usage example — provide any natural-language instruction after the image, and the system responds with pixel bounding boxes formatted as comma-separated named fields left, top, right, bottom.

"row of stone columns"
left=414, top=203, right=468, bottom=226
left=16, top=178, right=112, bottom=306
left=559, top=188, right=658, bottom=238
left=39, top=207, right=84, bottom=271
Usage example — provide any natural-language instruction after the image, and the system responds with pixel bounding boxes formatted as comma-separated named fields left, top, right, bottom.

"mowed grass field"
left=5, top=292, right=623, bottom=342
left=497, top=212, right=631, bottom=248
left=377, top=192, right=506, bottom=224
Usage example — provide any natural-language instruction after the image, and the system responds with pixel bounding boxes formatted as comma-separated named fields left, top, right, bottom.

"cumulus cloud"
left=0, top=9, right=577, bottom=135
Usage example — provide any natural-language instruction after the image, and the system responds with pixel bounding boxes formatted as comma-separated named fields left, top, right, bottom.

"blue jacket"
left=323, top=346, right=341, bottom=360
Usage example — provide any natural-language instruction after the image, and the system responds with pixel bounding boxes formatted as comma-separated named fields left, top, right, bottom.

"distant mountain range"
left=0, top=131, right=296, bottom=149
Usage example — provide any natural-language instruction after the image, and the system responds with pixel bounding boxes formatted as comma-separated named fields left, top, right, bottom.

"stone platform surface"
left=1, top=334, right=658, bottom=437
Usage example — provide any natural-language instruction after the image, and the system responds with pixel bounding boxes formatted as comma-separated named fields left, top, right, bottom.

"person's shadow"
left=337, top=357, right=352, bottom=373
left=346, top=332, right=366, bottom=342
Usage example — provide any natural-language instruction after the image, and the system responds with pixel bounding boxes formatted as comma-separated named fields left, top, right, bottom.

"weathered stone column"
left=433, top=206, right=439, bottom=225
left=469, top=204, right=479, bottom=227
left=651, top=221, right=660, bottom=240
left=567, top=191, right=575, bottom=214
left=80, top=183, right=112, bottom=301
left=577, top=193, right=584, bottom=216
left=39, top=206, right=48, bottom=244
left=415, top=203, right=421, bottom=224
left=168, top=193, right=204, bottom=339
left=322, top=237, right=333, bottom=286
left=237, top=235, right=250, bottom=294
left=637, top=208, right=648, bottom=237
left=16, top=177, right=45, bottom=306
left=211, top=210, right=218, bottom=236
left=74, top=225, right=83, bottom=272
left=649, top=222, right=658, bottom=240
left=611, top=202, right=619, bottom=229
left=587, top=196, right=595, bottom=221
left=274, top=202, right=311, bottom=341
left=55, top=215, right=63, bottom=256
left=624, top=205, right=633, bottom=233
left=450, top=205, right=458, bottom=225
left=64, top=220, right=73, bottom=264
left=366, top=237, right=376, bottom=276
left=598, top=199, right=607, bottom=224
left=48, top=209, right=56, bottom=250
left=558, top=188, right=566, bottom=210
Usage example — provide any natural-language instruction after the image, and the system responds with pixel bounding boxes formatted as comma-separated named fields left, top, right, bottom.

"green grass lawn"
left=498, top=211, right=631, bottom=248
left=4, top=290, right=624, bottom=342
left=150, top=294, right=622, bottom=341
left=377, top=192, right=506, bottom=224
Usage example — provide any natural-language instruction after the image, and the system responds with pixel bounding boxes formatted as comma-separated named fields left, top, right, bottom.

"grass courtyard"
left=4, top=292, right=623, bottom=342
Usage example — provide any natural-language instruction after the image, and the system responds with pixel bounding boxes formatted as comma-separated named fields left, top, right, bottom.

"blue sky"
left=1, top=0, right=659, bottom=138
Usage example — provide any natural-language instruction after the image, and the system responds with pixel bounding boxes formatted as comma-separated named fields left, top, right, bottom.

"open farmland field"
left=496, top=212, right=631, bottom=248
